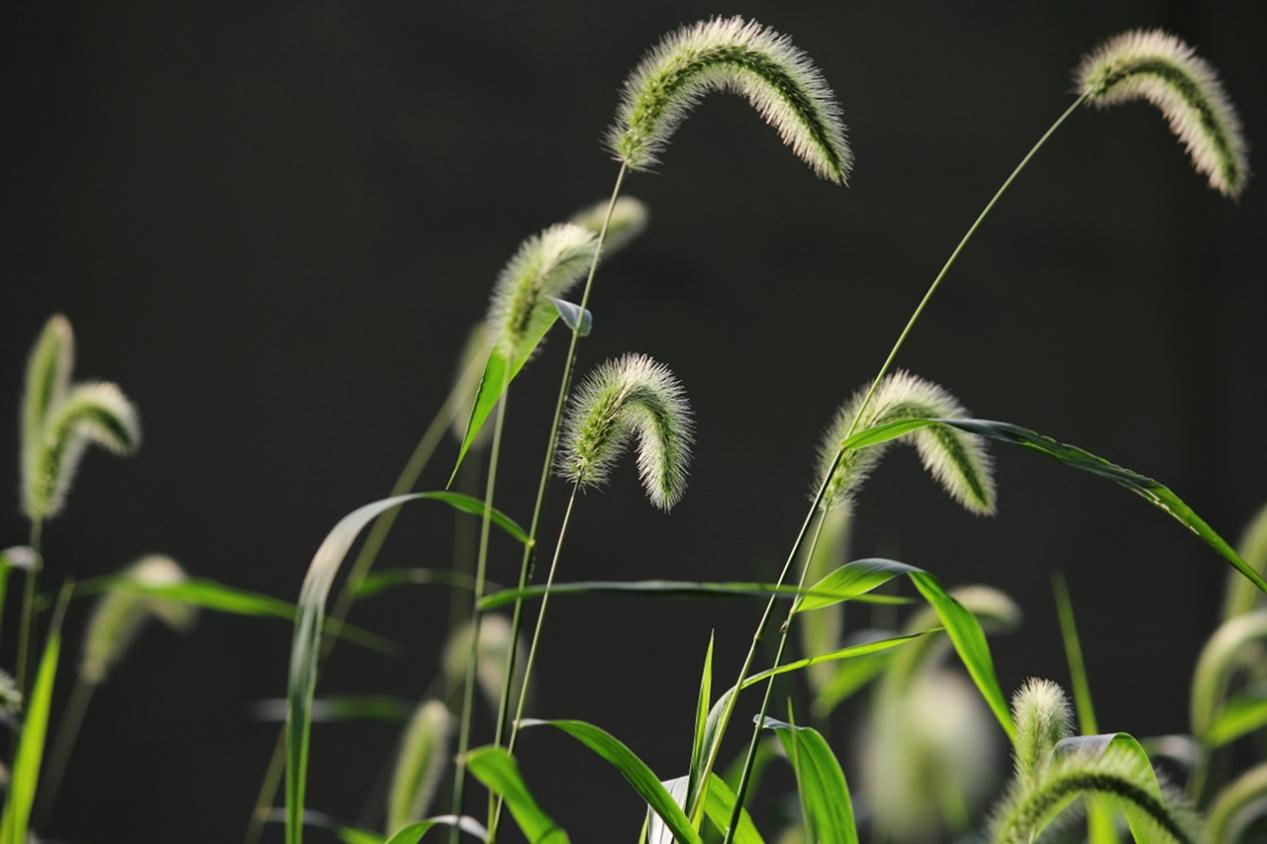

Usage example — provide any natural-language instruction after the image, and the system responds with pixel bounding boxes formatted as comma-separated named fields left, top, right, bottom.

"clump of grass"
left=608, top=16, right=851, bottom=183
left=1076, top=29, right=1249, bottom=197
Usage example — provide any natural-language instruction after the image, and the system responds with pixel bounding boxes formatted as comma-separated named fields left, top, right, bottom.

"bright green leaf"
left=465, top=746, right=567, bottom=843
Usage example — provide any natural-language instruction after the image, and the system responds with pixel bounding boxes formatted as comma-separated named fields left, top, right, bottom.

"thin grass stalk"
left=15, top=518, right=44, bottom=694
left=713, top=94, right=1089, bottom=836
left=484, top=166, right=627, bottom=834
left=448, top=366, right=511, bottom=841
left=487, top=487, right=580, bottom=842
left=35, top=675, right=93, bottom=824
left=245, top=382, right=464, bottom=844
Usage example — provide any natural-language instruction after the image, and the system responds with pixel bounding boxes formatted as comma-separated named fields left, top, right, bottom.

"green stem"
left=488, top=487, right=579, bottom=842
left=245, top=388, right=461, bottom=844
left=448, top=366, right=512, bottom=844
left=16, top=518, right=44, bottom=694
left=722, top=512, right=828, bottom=841
left=484, top=164, right=626, bottom=837
left=37, top=676, right=95, bottom=825
left=712, top=94, right=1088, bottom=835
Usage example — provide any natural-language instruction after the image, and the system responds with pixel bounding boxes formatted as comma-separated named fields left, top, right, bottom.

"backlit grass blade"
left=267, top=811, right=487, bottom=843
left=811, top=645, right=895, bottom=718
left=1052, top=574, right=1115, bottom=844
left=795, top=559, right=1015, bottom=739
left=478, top=579, right=911, bottom=611
left=686, top=633, right=714, bottom=814
left=1054, top=732, right=1164, bottom=843
left=1205, top=687, right=1267, bottom=748
left=384, top=816, right=490, bottom=843
left=286, top=494, right=525, bottom=844
left=520, top=719, right=701, bottom=844
left=79, top=576, right=396, bottom=655
left=761, top=714, right=857, bottom=844
left=938, top=418, right=1264, bottom=593
left=464, top=746, right=568, bottom=843
left=450, top=307, right=564, bottom=483
left=0, top=590, right=64, bottom=844
left=353, top=569, right=482, bottom=599
left=1206, top=763, right=1267, bottom=844
left=651, top=775, right=763, bottom=844
left=741, top=631, right=930, bottom=687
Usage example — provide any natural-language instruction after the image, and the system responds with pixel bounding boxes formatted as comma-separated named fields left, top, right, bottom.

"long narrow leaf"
left=742, top=631, right=930, bottom=689
left=253, top=695, right=414, bottom=723
left=465, top=746, right=567, bottom=843
left=353, top=568, right=482, bottom=599
left=478, top=579, right=910, bottom=612
left=520, top=719, right=701, bottom=844
left=651, top=775, right=763, bottom=844
left=1206, top=689, right=1267, bottom=748
left=686, top=633, right=714, bottom=813
left=795, top=559, right=1015, bottom=739
left=450, top=307, right=560, bottom=482
left=80, top=576, right=396, bottom=655
left=1054, top=732, right=1162, bottom=843
left=286, top=493, right=524, bottom=844
left=0, top=603, right=62, bottom=844
left=761, top=716, right=857, bottom=844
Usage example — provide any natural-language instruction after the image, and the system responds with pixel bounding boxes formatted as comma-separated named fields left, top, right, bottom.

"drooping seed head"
left=81, top=555, right=197, bottom=685
left=442, top=614, right=528, bottom=715
left=1011, top=678, right=1073, bottom=784
left=486, top=222, right=598, bottom=358
left=816, top=371, right=996, bottom=515
left=608, top=16, right=852, bottom=184
left=23, top=381, right=141, bottom=520
left=990, top=745, right=1196, bottom=844
left=558, top=353, right=694, bottom=510
left=570, top=196, right=650, bottom=255
left=1076, top=29, right=1248, bottom=198
left=387, top=698, right=454, bottom=831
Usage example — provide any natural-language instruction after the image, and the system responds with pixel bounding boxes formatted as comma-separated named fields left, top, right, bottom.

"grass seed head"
left=558, top=353, right=695, bottom=511
left=1076, top=29, right=1248, bottom=198
left=608, top=16, right=852, bottom=183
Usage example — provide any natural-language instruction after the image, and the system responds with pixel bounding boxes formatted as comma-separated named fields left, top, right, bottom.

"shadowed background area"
left=2, top=1, right=1265, bottom=841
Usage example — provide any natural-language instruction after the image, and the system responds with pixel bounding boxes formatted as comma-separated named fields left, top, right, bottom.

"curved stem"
left=488, top=487, right=579, bottom=842
left=722, top=513, right=828, bottom=842
left=484, top=164, right=627, bottom=835
left=708, top=95, right=1088, bottom=833
left=245, top=387, right=462, bottom=844
left=448, top=368, right=511, bottom=843
left=16, top=518, right=44, bottom=694
left=37, top=676, right=95, bottom=825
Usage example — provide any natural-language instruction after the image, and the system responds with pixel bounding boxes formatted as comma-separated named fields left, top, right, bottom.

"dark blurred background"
left=2, top=1, right=1265, bottom=841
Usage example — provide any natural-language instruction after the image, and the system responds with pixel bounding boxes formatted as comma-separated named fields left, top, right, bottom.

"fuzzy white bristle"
left=609, top=16, right=851, bottom=183
left=569, top=196, right=650, bottom=255
left=1076, top=29, right=1248, bottom=198
left=817, top=370, right=996, bottom=515
left=558, top=353, right=695, bottom=511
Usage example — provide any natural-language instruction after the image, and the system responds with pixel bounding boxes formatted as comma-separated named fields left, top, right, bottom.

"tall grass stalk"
left=448, top=361, right=512, bottom=837
left=245, top=378, right=467, bottom=844
left=712, top=94, right=1088, bottom=836
left=482, top=166, right=627, bottom=838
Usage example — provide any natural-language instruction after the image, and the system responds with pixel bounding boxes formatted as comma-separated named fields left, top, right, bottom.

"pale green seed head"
left=23, top=381, right=141, bottom=520
left=816, top=371, right=996, bottom=515
left=1076, top=29, right=1248, bottom=198
left=81, top=555, right=197, bottom=685
left=570, top=196, right=649, bottom=255
left=557, top=353, right=695, bottom=511
left=608, top=16, right=852, bottom=184
left=442, top=614, right=527, bottom=716
left=20, top=314, right=74, bottom=464
left=486, top=223, right=597, bottom=358
left=1010, top=678, right=1073, bottom=784
left=387, top=699, right=453, bottom=832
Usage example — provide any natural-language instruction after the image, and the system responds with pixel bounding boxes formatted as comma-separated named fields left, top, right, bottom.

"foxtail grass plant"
left=14, top=316, right=140, bottom=694
left=487, top=354, right=693, bottom=838
left=705, top=27, right=1252, bottom=839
